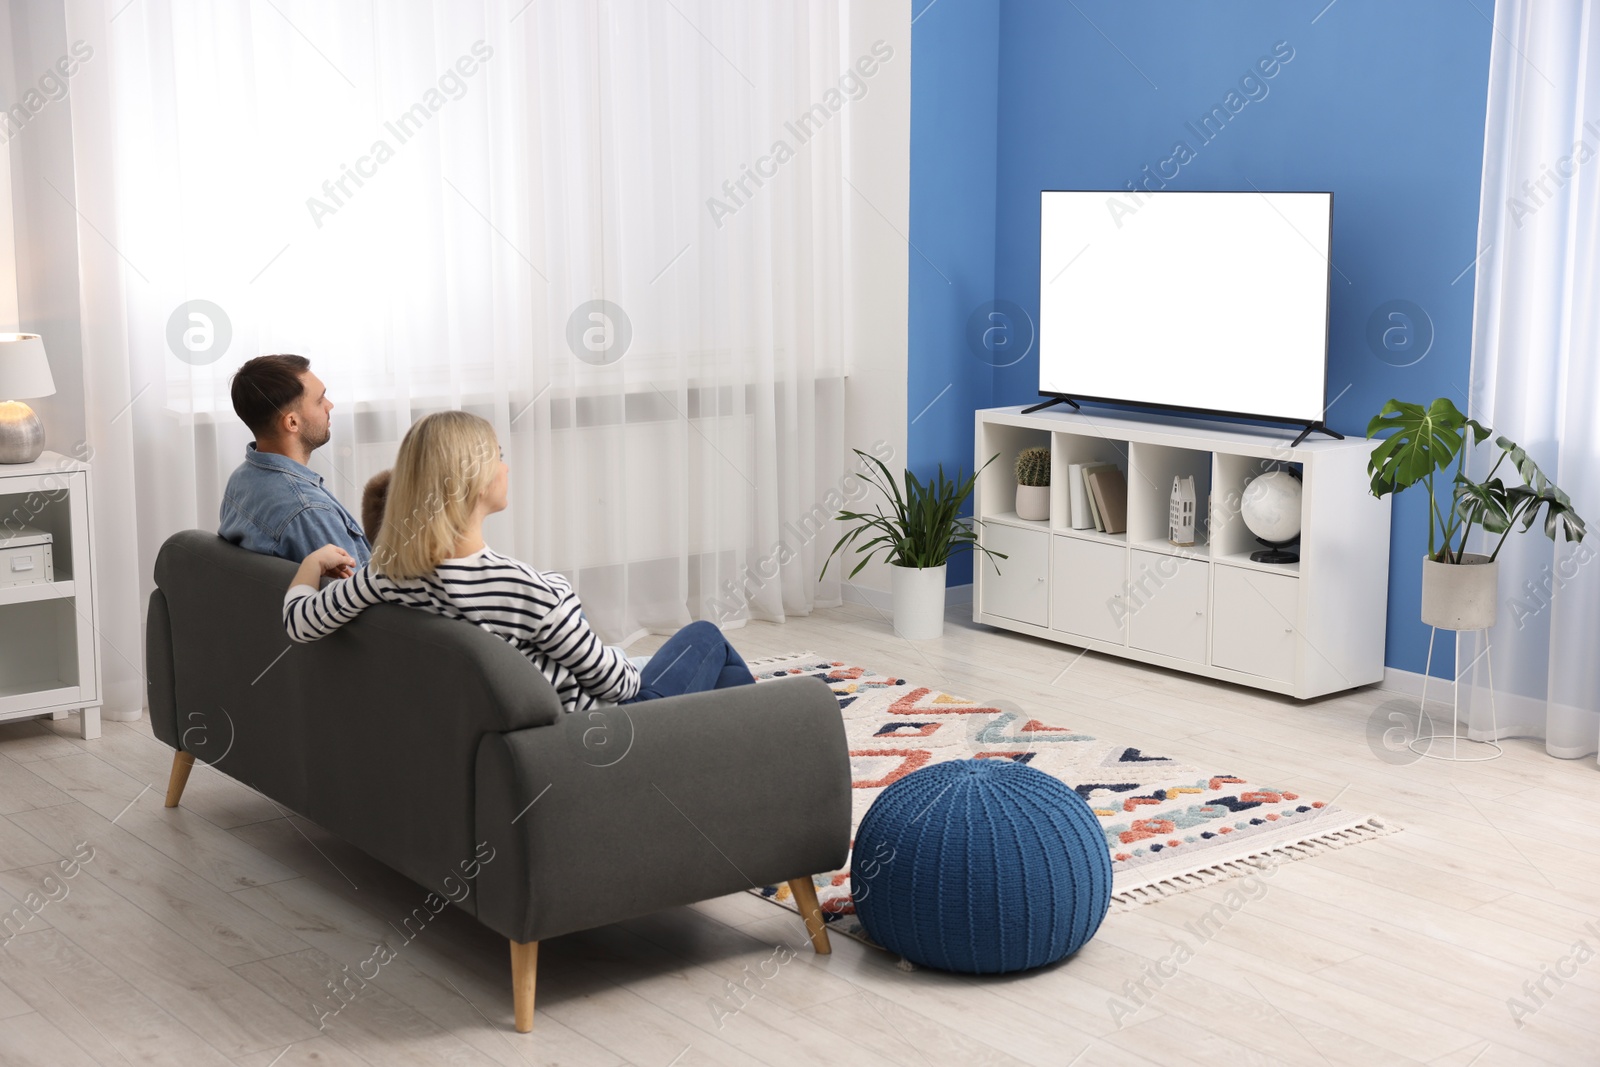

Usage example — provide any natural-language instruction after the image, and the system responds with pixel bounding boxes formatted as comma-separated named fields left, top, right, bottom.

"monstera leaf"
left=1429, top=427, right=1589, bottom=562
left=1365, top=397, right=1489, bottom=498
left=1453, top=475, right=1513, bottom=538
left=1496, top=435, right=1551, bottom=493
left=1503, top=482, right=1587, bottom=545
left=1368, top=398, right=1587, bottom=564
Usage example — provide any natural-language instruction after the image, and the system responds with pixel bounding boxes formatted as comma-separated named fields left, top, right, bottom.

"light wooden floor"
left=1, top=600, right=1597, bottom=1066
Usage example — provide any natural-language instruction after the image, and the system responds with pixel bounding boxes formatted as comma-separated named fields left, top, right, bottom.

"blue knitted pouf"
left=850, top=758, right=1112, bottom=974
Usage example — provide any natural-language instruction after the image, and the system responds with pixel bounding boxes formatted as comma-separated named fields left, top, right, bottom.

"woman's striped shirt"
left=282, top=547, right=639, bottom=712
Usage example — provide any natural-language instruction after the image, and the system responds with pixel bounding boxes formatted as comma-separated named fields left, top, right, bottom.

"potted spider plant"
left=821, top=450, right=1006, bottom=640
left=1367, top=397, right=1588, bottom=629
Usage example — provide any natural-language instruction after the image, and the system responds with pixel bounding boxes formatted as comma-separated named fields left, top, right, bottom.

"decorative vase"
left=891, top=563, right=947, bottom=640
left=1015, top=484, right=1049, bottom=522
left=0, top=402, right=45, bottom=464
left=1420, top=553, right=1498, bottom=630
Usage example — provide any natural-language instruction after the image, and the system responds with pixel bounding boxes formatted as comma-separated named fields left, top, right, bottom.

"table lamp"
left=0, top=333, right=56, bottom=464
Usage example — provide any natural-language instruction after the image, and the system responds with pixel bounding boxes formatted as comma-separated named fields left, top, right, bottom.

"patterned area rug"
left=751, top=653, right=1395, bottom=931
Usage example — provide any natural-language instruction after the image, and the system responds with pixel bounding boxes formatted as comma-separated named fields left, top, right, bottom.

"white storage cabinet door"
left=1050, top=536, right=1127, bottom=644
left=1211, top=565, right=1300, bottom=683
left=1127, top=550, right=1208, bottom=663
left=979, top=523, right=1050, bottom=627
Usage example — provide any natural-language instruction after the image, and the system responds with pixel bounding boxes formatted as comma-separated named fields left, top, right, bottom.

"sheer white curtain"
left=1465, top=0, right=1600, bottom=761
left=64, top=0, right=851, bottom=718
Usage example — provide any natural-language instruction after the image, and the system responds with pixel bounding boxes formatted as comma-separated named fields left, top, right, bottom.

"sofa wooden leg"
left=164, top=751, right=196, bottom=808
left=510, top=940, right=538, bottom=1032
left=787, top=877, right=831, bottom=955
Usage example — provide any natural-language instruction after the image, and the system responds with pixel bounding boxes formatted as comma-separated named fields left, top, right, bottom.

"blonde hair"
left=371, top=411, right=500, bottom=579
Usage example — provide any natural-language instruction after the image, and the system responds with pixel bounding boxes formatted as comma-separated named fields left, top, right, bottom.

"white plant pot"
left=1015, top=484, right=1050, bottom=521
left=891, top=563, right=947, bottom=640
left=1420, top=553, right=1499, bottom=630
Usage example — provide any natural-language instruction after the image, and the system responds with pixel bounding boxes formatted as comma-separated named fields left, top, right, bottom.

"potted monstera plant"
left=1367, top=397, right=1587, bottom=629
left=821, top=450, right=1005, bottom=640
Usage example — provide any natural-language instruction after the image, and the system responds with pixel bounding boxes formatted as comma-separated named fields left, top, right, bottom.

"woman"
left=283, top=411, right=754, bottom=712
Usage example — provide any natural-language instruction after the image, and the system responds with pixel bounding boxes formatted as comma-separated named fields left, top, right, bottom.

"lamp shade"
left=0, top=334, right=55, bottom=400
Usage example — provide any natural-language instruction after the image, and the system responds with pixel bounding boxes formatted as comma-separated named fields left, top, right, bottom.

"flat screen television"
left=1036, top=190, right=1333, bottom=434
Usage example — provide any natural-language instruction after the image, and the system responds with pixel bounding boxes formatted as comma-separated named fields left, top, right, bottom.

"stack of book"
left=1066, top=462, right=1127, bottom=534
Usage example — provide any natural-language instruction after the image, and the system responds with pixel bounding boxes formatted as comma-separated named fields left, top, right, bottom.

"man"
left=219, top=354, right=370, bottom=569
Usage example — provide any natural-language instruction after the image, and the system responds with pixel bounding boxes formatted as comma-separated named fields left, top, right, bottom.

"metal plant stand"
left=1408, top=625, right=1503, bottom=762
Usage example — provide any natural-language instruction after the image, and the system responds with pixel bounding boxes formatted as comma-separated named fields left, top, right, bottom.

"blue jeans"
left=623, top=620, right=755, bottom=703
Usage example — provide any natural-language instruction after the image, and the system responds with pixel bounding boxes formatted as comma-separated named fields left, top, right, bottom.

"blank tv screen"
left=1038, top=191, right=1332, bottom=424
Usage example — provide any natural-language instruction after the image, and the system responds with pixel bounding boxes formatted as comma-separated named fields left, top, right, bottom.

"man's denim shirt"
left=219, top=444, right=371, bottom=565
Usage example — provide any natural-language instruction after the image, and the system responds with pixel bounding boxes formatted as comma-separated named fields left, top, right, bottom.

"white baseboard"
left=1378, top=666, right=1429, bottom=698
left=839, top=582, right=890, bottom=612
left=841, top=582, right=972, bottom=613
left=1379, top=665, right=1561, bottom=748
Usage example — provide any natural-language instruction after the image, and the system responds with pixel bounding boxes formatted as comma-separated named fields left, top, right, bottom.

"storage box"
left=0, top=526, right=54, bottom=586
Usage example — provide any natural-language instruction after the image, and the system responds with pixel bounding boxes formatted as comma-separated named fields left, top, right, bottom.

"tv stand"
left=1288, top=421, right=1344, bottom=448
left=1021, top=395, right=1080, bottom=415
left=972, top=406, right=1391, bottom=699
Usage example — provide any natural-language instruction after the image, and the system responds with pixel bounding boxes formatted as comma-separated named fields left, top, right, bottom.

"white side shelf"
left=0, top=452, right=102, bottom=738
left=973, top=407, right=1391, bottom=700
left=0, top=579, right=77, bottom=606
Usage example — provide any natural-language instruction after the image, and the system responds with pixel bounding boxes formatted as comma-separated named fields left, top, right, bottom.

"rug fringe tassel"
left=1110, top=816, right=1402, bottom=909
left=745, top=650, right=820, bottom=669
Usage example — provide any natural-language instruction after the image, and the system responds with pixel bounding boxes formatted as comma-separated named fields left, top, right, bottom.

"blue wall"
left=909, top=0, right=1496, bottom=676
left=907, top=0, right=1000, bottom=587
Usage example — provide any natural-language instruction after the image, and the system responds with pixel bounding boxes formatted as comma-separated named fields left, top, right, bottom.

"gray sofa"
left=145, top=531, right=851, bottom=1031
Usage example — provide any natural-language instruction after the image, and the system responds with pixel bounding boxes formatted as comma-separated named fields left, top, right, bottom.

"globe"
left=1241, top=470, right=1302, bottom=544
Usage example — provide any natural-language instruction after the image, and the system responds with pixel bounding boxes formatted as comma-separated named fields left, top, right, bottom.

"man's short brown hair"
left=231, top=354, right=311, bottom=438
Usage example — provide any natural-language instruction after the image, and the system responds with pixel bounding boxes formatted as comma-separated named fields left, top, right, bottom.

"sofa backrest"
left=146, top=530, right=563, bottom=909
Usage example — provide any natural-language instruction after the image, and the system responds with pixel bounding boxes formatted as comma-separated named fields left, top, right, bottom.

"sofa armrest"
left=470, top=676, right=850, bottom=944
left=145, top=588, right=179, bottom=750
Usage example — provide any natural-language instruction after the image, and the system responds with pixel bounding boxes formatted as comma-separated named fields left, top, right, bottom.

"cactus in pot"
left=1014, top=445, right=1051, bottom=521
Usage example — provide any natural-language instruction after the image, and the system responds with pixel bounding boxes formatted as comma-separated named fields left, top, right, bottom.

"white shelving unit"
left=974, top=406, right=1390, bottom=699
left=0, top=451, right=101, bottom=738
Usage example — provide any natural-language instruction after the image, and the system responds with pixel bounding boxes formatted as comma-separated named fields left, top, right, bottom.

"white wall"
left=843, top=2, right=911, bottom=596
